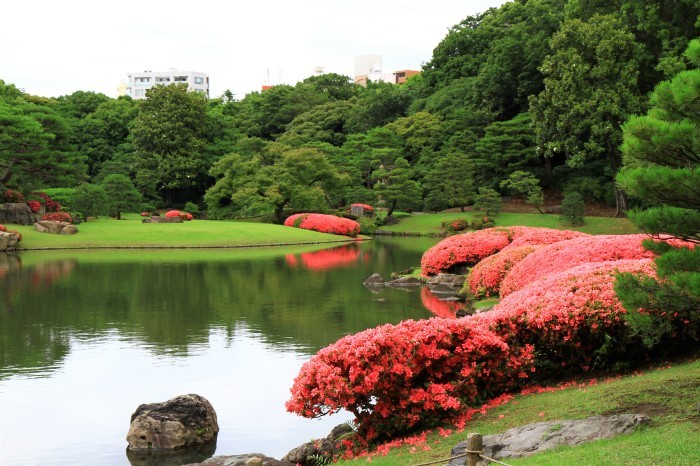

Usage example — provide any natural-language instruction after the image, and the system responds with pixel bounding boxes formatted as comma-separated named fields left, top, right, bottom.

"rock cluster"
left=34, top=221, right=78, bottom=235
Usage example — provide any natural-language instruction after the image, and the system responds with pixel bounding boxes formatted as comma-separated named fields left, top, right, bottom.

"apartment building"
left=124, top=69, right=209, bottom=99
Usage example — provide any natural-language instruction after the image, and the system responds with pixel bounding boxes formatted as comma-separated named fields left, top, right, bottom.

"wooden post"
left=466, top=433, right=483, bottom=466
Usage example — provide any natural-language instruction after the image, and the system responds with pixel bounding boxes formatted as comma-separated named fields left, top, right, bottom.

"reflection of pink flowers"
left=420, top=288, right=460, bottom=318
left=286, top=245, right=361, bottom=271
left=284, top=213, right=360, bottom=237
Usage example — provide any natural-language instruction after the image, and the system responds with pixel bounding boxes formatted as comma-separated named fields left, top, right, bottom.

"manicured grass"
left=335, top=357, right=700, bottom=466
left=378, top=211, right=640, bottom=236
left=13, top=213, right=364, bottom=250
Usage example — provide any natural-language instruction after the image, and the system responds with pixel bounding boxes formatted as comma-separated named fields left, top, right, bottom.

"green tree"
left=101, top=174, right=142, bottom=220
left=130, top=84, right=209, bottom=206
left=500, top=171, right=545, bottom=213
left=473, top=187, right=502, bottom=217
left=345, top=81, right=411, bottom=133
left=277, top=100, right=354, bottom=147
left=560, top=191, right=586, bottom=225
left=70, top=183, right=109, bottom=219
left=370, top=149, right=421, bottom=217
left=615, top=39, right=700, bottom=349
left=529, top=15, right=642, bottom=217
left=423, top=152, right=475, bottom=212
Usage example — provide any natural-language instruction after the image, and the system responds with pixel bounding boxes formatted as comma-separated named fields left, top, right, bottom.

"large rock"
left=126, top=394, right=219, bottom=451
left=142, top=216, right=183, bottom=223
left=426, top=273, right=466, bottom=297
left=363, top=273, right=385, bottom=286
left=0, top=203, right=34, bottom=225
left=0, top=232, right=20, bottom=251
left=386, top=276, right=423, bottom=287
left=183, top=454, right=294, bottom=466
left=34, top=221, right=78, bottom=235
left=281, top=423, right=354, bottom=466
left=448, top=414, right=650, bottom=464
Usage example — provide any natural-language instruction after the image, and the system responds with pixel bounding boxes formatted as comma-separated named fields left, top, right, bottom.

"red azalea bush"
left=473, top=259, right=656, bottom=373
left=421, top=228, right=512, bottom=276
left=500, top=234, right=661, bottom=297
left=41, top=212, right=72, bottom=223
left=284, top=213, right=361, bottom=237
left=467, top=245, right=539, bottom=298
left=504, top=226, right=588, bottom=250
left=165, top=210, right=181, bottom=218
left=420, top=287, right=461, bottom=318
left=286, top=318, right=534, bottom=441
left=2, top=189, right=24, bottom=203
left=0, top=224, right=6, bottom=232
left=27, top=200, right=42, bottom=213
left=140, top=212, right=150, bottom=217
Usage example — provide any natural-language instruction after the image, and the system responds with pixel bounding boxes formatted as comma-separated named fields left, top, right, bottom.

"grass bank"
left=377, top=211, right=639, bottom=236
left=13, top=213, right=364, bottom=250
left=335, top=357, right=700, bottom=466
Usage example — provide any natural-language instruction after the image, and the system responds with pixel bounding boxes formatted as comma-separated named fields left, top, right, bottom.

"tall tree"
left=101, top=174, right=142, bottom=220
left=130, top=83, right=209, bottom=206
left=529, top=14, right=642, bottom=217
left=370, top=149, right=421, bottom=217
left=615, top=39, right=700, bottom=349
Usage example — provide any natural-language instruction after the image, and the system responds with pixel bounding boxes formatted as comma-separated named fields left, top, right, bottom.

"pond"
left=0, top=237, right=458, bottom=466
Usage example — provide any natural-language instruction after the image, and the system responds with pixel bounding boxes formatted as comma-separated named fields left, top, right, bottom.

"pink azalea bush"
left=421, top=228, right=512, bottom=276
left=284, top=213, right=360, bottom=237
left=504, top=226, right=588, bottom=249
left=286, top=318, right=534, bottom=441
left=500, top=234, right=660, bottom=297
left=467, top=245, right=539, bottom=298
left=473, top=259, right=657, bottom=372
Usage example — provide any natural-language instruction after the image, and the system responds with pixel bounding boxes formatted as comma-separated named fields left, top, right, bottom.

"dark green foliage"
left=71, top=183, right=109, bottom=218
left=500, top=171, right=545, bottom=213
left=370, top=150, right=421, bottom=217
left=615, top=39, right=700, bottom=350
left=560, top=191, right=586, bottom=225
left=101, top=174, right=142, bottom=220
left=473, top=187, right=502, bottom=217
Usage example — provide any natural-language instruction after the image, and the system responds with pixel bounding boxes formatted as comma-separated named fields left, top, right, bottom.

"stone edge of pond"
left=11, top=237, right=371, bottom=251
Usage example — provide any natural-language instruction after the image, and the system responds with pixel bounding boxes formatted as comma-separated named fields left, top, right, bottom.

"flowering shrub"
left=420, top=287, right=461, bottom=318
left=284, top=213, right=361, bottom=237
left=0, top=224, right=6, bottom=232
left=442, top=218, right=469, bottom=234
left=2, top=190, right=24, bottom=203
left=473, top=259, right=657, bottom=373
left=41, top=212, right=72, bottom=223
left=33, top=192, right=61, bottom=212
left=467, top=245, right=539, bottom=298
left=504, top=226, right=588, bottom=250
left=286, top=318, right=534, bottom=441
left=165, top=210, right=181, bottom=218
left=140, top=212, right=150, bottom=217
left=351, top=203, right=374, bottom=212
left=27, top=200, right=42, bottom=213
left=500, top=234, right=661, bottom=297
left=421, top=228, right=512, bottom=276
left=287, top=245, right=361, bottom=271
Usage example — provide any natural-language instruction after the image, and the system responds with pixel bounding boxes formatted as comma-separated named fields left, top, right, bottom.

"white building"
left=124, top=68, right=209, bottom=99
left=353, top=55, right=394, bottom=86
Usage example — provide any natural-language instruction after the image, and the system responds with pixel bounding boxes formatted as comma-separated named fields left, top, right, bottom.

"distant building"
left=393, top=69, right=421, bottom=84
left=124, top=68, right=209, bottom=99
left=353, top=54, right=394, bottom=86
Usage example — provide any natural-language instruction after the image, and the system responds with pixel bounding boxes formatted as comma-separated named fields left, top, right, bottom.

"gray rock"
left=59, top=224, right=79, bottom=235
left=142, top=216, right=183, bottom=223
left=0, top=203, right=34, bottom=225
left=0, top=232, right=20, bottom=251
left=183, top=454, right=293, bottom=466
left=126, top=394, right=219, bottom=451
left=34, top=220, right=77, bottom=234
left=448, top=414, right=650, bottom=464
left=363, top=273, right=385, bottom=286
left=281, top=423, right=354, bottom=466
left=427, top=273, right=467, bottom=287
left=386, top=276, right=423, bottom=287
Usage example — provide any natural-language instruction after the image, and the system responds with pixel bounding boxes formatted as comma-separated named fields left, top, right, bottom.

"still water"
left=0, top=237, right=456, bottom=466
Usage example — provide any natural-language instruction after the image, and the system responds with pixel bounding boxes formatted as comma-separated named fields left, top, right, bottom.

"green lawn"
left=13, top=213, right=364, bottom=250
left=378, top=211, right=640, bottom=236
left=335, top=357, right=700, bottom=466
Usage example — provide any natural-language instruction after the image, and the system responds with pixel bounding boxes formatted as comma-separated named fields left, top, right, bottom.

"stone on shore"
left=363, top=273, right=385, bottom=286
left=34, top=221, right=78, bottom=235
left=126, top=394, right=219, bottom=451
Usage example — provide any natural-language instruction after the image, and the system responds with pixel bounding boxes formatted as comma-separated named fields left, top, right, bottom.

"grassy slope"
left=13, top=213, right=363, bottom=250
left=377, top=211, right=640, bottom=235
left=336, top=358, right=700, bottom=466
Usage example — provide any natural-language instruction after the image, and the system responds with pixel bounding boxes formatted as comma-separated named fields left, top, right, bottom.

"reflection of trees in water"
left=0, top=242, right=432, bottom=374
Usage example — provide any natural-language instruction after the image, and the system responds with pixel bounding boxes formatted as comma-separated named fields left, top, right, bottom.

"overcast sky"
left=2, top=0, right=509, bottom=100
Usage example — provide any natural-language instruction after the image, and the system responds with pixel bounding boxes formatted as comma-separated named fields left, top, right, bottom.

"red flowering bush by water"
left=467, top=245, right=539, bottom=298
left=420, top=287, right=461, bottom=318
left=473, top=259, right=657, bottom=372
left=286, top=317, right=534, bottom=441
left=504, top=226, right=588, bottom=249
left=421, top=228, right=512, bottom=276
left=500, top=234, right=662, bottom=297
left=27, top=200, right=41, bottom=213
left=41, top=212, right=72, bottom=223
left=284, top=213, right=360, bottom=237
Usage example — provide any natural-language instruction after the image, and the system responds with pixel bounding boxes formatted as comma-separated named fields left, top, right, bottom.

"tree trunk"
left=387, top=199, right=398, bottom=217
left=274, top=203, right=285, bottom=224
left=460, top=205, right=465, bottom=212
left=606, top=138, right=628, bottom=218
left=543, top=156, right=554, bottom=189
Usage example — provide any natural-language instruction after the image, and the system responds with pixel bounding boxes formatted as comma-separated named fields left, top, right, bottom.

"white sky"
left=1, top=0, right=508, bottom=100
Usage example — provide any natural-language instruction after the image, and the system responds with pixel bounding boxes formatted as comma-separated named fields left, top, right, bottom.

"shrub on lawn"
left=41, top=212, right=72, bottom=223
left=467, top=245, right=539, bottom=298
left=284, top=213, right=360, bottom=237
